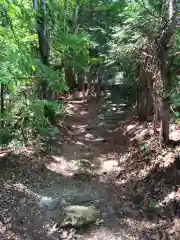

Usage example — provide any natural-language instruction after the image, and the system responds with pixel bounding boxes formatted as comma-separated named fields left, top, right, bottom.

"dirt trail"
left=0, top=94, right=180, bottom=239
left=0, top=96, right=133, bottom=240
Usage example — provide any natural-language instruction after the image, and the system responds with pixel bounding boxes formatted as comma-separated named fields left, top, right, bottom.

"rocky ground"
left=0, top=92, right=180, bottom=239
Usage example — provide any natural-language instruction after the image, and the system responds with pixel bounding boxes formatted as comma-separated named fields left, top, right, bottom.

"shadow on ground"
left=0, top=151, right=130, bottom=240
left=0, top=91, right=180, bottom=239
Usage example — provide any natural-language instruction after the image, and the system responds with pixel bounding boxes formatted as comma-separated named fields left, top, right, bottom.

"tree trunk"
left=158, top=45, right=170, bottom=145
left=136, top=63, right=153, bottom=121
left=0, top=83, right=5, bottom=128
left=33, top=0, right=53, bottom=100
left=157, top=0, right=177, bottom=145
left=96, top=67, right=103, bottom=99
left=33, top=0, right=56, bottom=125
left=96, top=77, right=102, bottom=99
left=64, top=65, right=77, bottom=91
left=77, top=71, right=84, bottom=91
left=137, top=86, right=153, bottom=121
left=160, top=97, right=170, bottom=144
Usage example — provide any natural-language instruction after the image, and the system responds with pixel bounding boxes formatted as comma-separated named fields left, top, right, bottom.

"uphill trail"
left=0, top=93, right=180, bottom=239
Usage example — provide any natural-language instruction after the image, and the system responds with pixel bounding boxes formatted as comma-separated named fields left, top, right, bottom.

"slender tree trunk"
left=77, top=71, right=84, bottom=91
left=153, top=76, right=160, bottom=134
left=96, top=77, right=102, bottom=99
left=158, top=45, right=170, bottom=145
left=0, top=83, right=5, bottom=128
left=64, top=65, right=76, bottom=91
left=96, top=67, right=102, bottom=99
left=157, top=0, right=176, bottom=145
left=33, top=0, right=53, bottom=99
left=33, top=0, right=56, bottom=125
left=160, top=97, right=170, bottom=144
left=136, top=63, right=153, bottom=121
left=63, top=2, right=80, bottom=92
left=85, top=67, right=92, bottom=97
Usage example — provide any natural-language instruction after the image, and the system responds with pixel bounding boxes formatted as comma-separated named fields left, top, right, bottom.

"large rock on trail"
left=56, top=205, right=100, bottom=230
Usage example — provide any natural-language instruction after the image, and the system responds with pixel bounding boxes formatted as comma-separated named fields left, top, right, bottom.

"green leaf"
left=149, top=199, right=157, bottom=209
left=32, top=65, right=36, bottom=71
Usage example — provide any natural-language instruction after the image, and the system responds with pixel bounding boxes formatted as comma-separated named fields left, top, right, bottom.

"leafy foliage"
left=0, top=0, right=179, bottom=147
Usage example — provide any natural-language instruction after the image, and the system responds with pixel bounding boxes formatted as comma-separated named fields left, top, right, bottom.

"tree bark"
left=77, top=71, right=84, bottom=91
left=64, top=65, right=77, bottom=91
left=157, top=0, right=177, bottom=145
left=33, top=0, right=53, bottom=100
left=160, top=97, right=170, bottom=144
left=95, top=66, right=103, bottom=99
left=136, top=64, right=153, bottom=121
left=158, top=45, right=170, bottom=145
left=137, top=86, right=153, bottom=121
left=96, top=77, right=102, bottom=99
left=0, top=83, right=5, bottom=128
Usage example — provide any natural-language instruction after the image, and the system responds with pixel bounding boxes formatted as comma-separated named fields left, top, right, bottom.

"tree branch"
left=158, top=0, right=177, bottom=46
left=173, top=51, right=180, bottom=57
left=160, top=17, right=176, bottom=45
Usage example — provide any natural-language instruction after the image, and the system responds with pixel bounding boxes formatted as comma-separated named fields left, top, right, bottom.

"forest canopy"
left=0, top=0, right=180, bottom=146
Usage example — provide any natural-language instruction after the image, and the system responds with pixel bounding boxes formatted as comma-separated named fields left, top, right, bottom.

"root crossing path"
left=0, top=95, right=163, bottom=240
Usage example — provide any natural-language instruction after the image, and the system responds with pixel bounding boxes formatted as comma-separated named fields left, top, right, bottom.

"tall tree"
left=33, top=0, right=51, bottom=99
left=156, top=0, right=177, bottom=144
left=109, top=0, right=179, bottom=145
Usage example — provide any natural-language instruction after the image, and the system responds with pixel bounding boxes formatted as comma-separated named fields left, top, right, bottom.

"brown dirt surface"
left=0, top=96, right=180, bottom=239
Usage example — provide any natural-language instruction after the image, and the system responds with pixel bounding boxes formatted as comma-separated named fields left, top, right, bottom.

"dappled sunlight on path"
left=1, top=96, right=180, bottom=239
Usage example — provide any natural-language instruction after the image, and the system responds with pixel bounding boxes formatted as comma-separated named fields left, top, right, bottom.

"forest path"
left=1, top=91, right=180, bottom=239
left=0, top=93, right=135, bottom=240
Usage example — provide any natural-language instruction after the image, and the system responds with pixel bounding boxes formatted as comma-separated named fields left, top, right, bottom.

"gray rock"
left=57, top=205, right=100, bottom=229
